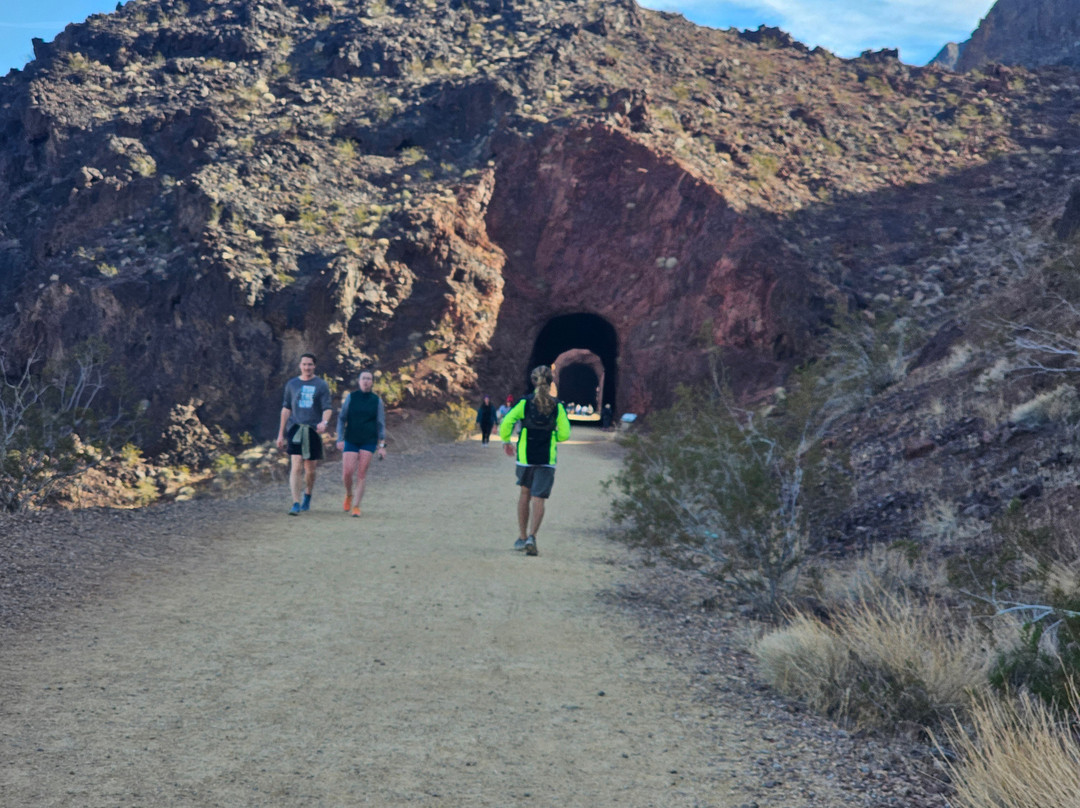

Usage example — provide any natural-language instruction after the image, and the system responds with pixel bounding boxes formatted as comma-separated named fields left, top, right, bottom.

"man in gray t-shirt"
left=276, top=353, right=333, bottom=515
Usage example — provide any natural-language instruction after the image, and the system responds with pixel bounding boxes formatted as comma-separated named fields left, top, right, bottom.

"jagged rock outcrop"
left=929, top=42, right=961, bottom=71
left=932, top=0, right=1080, bottom=71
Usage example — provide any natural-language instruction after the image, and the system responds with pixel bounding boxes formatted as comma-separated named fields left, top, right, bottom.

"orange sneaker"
left=342, top=495, right=352, bottom=512
left=351, top=506, right=362, bottom=518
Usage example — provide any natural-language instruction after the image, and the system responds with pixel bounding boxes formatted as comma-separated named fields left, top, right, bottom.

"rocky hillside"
left=932, top=0, right=1080, bottom=71
left=3, top=0, right=1080, bottom=551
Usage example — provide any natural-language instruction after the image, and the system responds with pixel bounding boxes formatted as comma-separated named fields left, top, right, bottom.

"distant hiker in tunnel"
left=500, top=365, right=571, bottom=557
left=336, top=369, right=387, bottom=517
left=476, top=395, right=497, bottom=445
left=276, top=353, right=333, bottom=516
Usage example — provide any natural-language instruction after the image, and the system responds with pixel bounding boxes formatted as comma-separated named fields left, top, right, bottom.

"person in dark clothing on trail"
left=336, top=369, right=387, bottom=517
left=476, top=395, right=498, bottom=445
left=601, top=402, right=613, bottom=430
left=499, top=365, right=571, bottom=557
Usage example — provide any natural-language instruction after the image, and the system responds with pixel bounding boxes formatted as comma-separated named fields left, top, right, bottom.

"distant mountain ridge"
left=932, top=0, right=1080, bottom=71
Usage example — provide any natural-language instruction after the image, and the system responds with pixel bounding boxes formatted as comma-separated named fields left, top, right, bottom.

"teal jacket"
left=499, top=394, right=571, bottom=466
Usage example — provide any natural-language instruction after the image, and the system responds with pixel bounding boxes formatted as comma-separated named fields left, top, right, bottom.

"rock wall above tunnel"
left=481, top=122, right=816, bottom=414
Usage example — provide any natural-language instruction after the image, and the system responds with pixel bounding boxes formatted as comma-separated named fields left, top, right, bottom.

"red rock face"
left=0, top=0, right=1045, bottom=441
left=483, top=123, right=805, bottom=413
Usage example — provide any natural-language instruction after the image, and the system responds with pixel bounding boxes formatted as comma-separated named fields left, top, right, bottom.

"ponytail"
left=530, top=365, right=555, bottom=415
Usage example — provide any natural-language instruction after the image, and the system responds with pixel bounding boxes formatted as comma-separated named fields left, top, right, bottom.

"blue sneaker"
left=288, top=502, right=301, bottom=516
left=513, top=537, right=527, bottom=551
left=300, top=493, right=312, bottom=512
left=524, top=536, right=538, bottom=556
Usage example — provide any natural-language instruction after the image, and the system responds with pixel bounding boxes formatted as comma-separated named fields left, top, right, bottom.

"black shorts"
left=287, top=423, right=325, bottom=460
left=516, top=465, right=555, bottom=498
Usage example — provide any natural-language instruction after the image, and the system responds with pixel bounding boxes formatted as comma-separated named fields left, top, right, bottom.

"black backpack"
left=522, top=395, right=558, bottom=464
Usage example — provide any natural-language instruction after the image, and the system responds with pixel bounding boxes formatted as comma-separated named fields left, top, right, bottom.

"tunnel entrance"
left=528, top=313, right=618, bottom=422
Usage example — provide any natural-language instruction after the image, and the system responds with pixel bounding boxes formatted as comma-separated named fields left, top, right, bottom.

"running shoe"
left=288, top=502, right=301, bottom=516
left=343, top=495, right=352, bottom=512
left=300, top=493, right=312, bottom=512
left=513, top=537, right=527, bottom=551
left=524, top=535, right=538, bottom=556
left=351, top=506, right=362, bottom=518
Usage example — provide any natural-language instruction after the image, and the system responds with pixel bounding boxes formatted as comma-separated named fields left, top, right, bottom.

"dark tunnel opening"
left=527, top=313, right=618, bottom=420
left=558, top=363, right=599, bottom=410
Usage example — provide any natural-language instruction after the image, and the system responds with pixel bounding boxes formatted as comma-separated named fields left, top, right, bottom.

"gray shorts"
left=516, top=465, right=555, bottom=498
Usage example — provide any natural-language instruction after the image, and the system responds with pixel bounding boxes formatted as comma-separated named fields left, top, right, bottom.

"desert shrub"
left=119, top=442, right=143, bottom=466
left=607, top=358, right=859, bottom=613
left=811, top=542, right=953, bottom=610
left=422, top=399, right=475, bottom=442
left=754, top=612, right=852, bottom=715
left=134, top=478, right=159, bottom=507
left=989, top=601, right=1080, bottom=711
left=757, top=592, right=996, bottom=729
left=947, top=499, right=1080, bottom=709
left=212, top=453, right=238, bottom=474
left=1008, top=384, right=1079, bottom=429
left=832, top=312, right=922, bottom=396
left=0, top=344, right=130, bottom=512
left=608, top=386, right=806, bottom=611
left=373, top=371, right=406, bottom=407
left=938, top=690, right=1080, bottom=808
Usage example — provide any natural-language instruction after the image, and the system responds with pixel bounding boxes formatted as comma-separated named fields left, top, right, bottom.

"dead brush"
left=756, top=589, right=997, bottom=730
left=937, top=689, right=1080, bottom=808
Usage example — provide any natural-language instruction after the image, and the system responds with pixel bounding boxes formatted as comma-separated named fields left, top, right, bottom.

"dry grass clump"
left=756, top=591, right=998, bottom=729
left=754, top=612, right=851, bottom=716
left=817, top=544, right=952, bottom=602
left=939, top=691, right=1080, bottom=808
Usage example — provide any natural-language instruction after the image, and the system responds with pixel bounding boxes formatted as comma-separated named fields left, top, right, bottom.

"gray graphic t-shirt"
left=282, top=376, right=332, bottom=429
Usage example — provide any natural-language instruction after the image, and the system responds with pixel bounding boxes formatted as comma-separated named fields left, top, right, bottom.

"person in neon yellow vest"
left=499, top=365, right=571, bottom=556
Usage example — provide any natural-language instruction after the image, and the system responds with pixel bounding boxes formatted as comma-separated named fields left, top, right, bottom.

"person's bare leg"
left=528, top=496, right=546, bottom=537
left=352, top=451, right=375, bottom=511
left=289, top=455, right=304, bottom=503
left=341, top=452, right=358, bottom=503
left=304, top=460, right=318, bottom=495
left=517, top=486, right=531, bottom=539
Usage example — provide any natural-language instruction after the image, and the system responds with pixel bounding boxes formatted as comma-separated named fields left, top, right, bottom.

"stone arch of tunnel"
left=527, top=313, right=618, bottom=416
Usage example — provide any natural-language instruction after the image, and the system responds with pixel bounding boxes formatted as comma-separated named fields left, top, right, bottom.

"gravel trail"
left=0, top=436, right=937, bottom=807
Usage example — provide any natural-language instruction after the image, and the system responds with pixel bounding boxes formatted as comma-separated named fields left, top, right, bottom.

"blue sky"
left=1, top=0, right=996, bottom=76
left=638, top=0, right=996, bottom=64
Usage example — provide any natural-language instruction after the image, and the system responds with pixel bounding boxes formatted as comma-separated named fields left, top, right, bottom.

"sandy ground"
left=0, top=435, right=934, bottom=807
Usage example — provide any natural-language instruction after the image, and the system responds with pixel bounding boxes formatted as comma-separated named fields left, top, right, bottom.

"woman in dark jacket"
left=476, top=395, right=498, bottom=445
left=336, top=369, right=386, bottom=516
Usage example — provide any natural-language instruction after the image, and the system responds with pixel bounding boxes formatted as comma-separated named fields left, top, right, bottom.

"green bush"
left=608, top=384, right=818, bottom=612
left=374, top=372, right=406, bottom=407
left=212, top=453, right=238, bottom=474
left=422, top=399, right=476, bottom=442
left=607, top=346, right=872, bottom=613
left=991, top=612, right=1080, bottom=711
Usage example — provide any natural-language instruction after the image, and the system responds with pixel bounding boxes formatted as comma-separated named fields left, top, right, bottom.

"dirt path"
left=1, top=436, right=904, bottom=807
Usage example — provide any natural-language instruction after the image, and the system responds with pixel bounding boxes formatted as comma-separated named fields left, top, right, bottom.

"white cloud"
left=638, top=0, right=996, bottom=62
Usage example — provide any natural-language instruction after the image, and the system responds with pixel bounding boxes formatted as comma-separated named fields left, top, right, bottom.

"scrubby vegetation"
left=938, top=690, right=1080, bottom=808
left=607, top=273, right=1080, bottom=799
left=421, top=398, right=479, bottom=442
left=0, top=344, right=129, bottom=512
